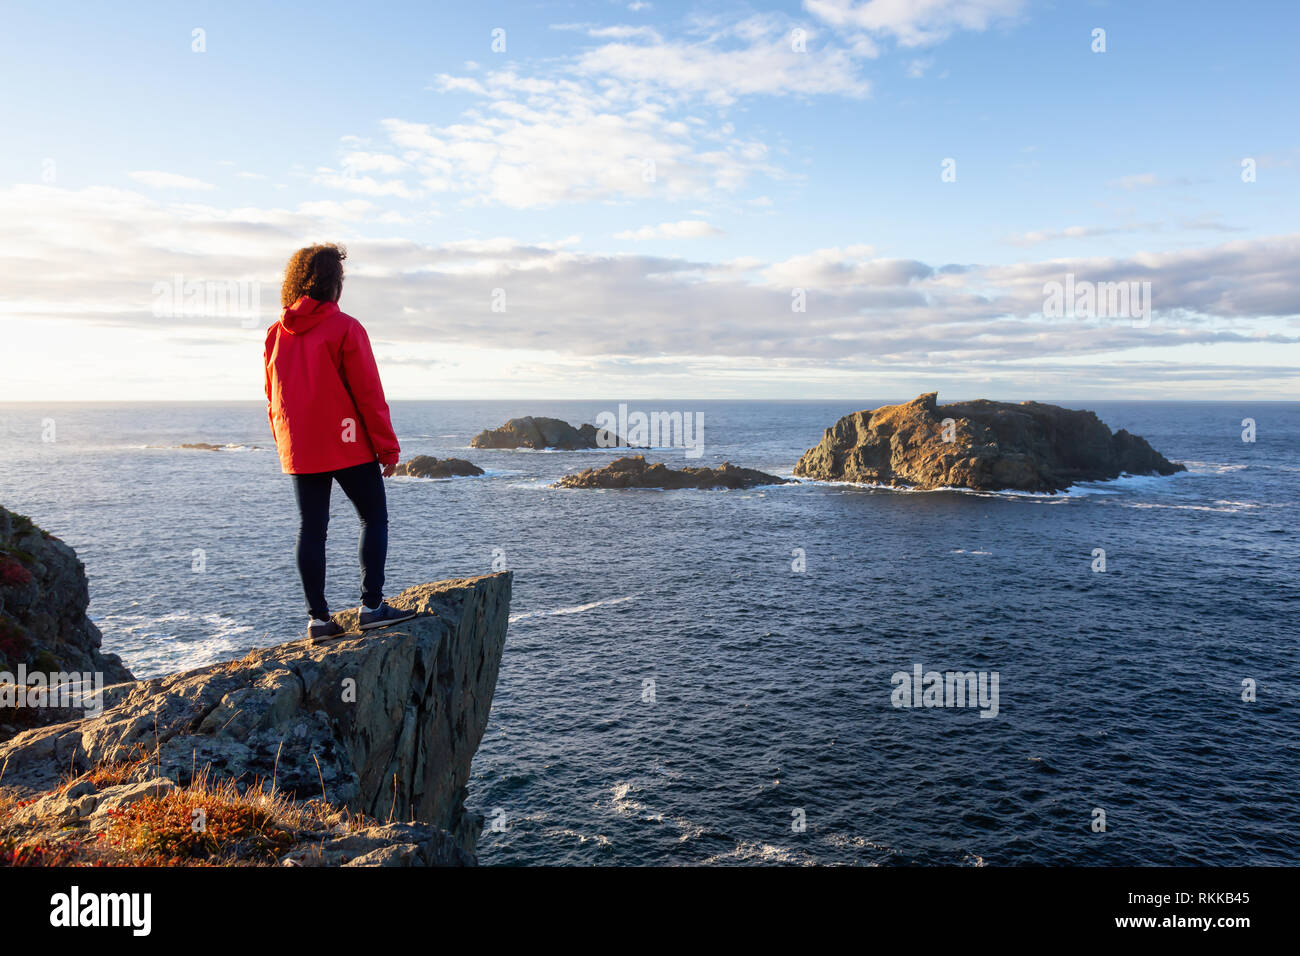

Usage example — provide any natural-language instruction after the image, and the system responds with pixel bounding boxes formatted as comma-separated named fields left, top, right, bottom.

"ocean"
left=0, top=399, right=1296, bottom=865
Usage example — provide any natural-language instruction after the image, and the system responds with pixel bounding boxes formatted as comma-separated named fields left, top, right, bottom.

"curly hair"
left=280, top=243, right=347, bottom=307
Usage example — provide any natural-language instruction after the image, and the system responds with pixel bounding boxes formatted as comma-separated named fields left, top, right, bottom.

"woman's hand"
left=381, top=463, right=397, bottom=477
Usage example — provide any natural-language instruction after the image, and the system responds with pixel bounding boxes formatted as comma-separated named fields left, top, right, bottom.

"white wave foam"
left=504, top=478, right=553, bottom=490
left=544, top=827, right=613, bottom=849
left=608, top=782, right=708, bottom=842
left=509, top=594, right=636, bottom=624
left=463, top=445, right=634, bottom=454
left=1182, top=461, right=1248, bottom=474
left=1115, top=501, right=1254, bottom=514
left=144, top=443, right=264, bottom=452
left=791, top=469, right=1189, bottom=500
left=391, top=468, right=517, bottom=483
left=823, top=832, right=894, bottom=857
left=789, top=476, right=1082, bottom=499
left=701, top=841, right=818, bottom=866
left=96, top=610, right=255, bottom=677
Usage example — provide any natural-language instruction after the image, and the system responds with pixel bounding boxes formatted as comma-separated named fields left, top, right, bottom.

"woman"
left=264, top=243, right=416, bottom=641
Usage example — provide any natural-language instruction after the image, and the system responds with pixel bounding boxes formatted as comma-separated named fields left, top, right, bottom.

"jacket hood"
left=279, top=297, right=339, bottom=335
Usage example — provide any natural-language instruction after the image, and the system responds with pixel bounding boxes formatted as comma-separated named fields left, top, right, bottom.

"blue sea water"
left=0, top=399, right=1296, bottom=866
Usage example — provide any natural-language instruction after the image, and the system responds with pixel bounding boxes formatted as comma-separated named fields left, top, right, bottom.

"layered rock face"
left=471, top=416, right=623, bottom=450
left=555, top=455, right=791, bottom=490
left=393, top=456, right=485, bottom=478
left=0, top=506, right=134, bottom=688
left=793, top=393, right=1185, bottom=493
left=0, top=573, right=511, bottom=860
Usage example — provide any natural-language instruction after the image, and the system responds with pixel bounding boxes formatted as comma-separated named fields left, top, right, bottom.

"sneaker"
left=308, top=617, right=345, bottom=644
left=358, top=602, right=418, bottom=631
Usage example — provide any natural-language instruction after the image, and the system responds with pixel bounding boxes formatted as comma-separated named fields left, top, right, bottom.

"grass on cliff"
left=101, top=769, right=331, bottom=866
left=0, top=752, right=377, bottom=867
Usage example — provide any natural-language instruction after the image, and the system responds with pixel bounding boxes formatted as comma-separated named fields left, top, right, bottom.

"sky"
left=1, top=0, right=1298, bottom=401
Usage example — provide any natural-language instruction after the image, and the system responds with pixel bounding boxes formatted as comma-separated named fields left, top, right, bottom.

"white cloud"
left=341, top=151, right=409, bottom=174
left=4, top=184, right=1298, bottom=397
left=571, top=14, right=871, bottom=104
left=316, top=13, right=887, bottom=210
left=1109, top=173, right=1202, bottom=190
left=296, top=199, right=376, bottom=221
left=804, top=0, right=1025, bottom=47
left=614, top=219, right=721, bottom=240
left=1005, top=223, right=1163, bottom=245
left=554, top=23, right=665, bottom=42
left=1110, top=173, right=1162, bottom=190
left=378, top=73, right=777, bottom=207
left=128, top=170, right=216, bottom=191
left=311, top=169, right=419, bottom=198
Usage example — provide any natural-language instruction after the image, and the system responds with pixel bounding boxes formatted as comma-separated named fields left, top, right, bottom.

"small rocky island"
left=393, top=456, right=484, bottom=479
left=793, top=393, right=1186, bottom=493
left=471, top=416, right=624, bottom=450
left=555, top=455, right=790, bottom=490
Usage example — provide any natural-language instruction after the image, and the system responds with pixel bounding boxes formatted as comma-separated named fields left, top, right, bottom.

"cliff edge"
left=0, top=573, right=511, bottom=864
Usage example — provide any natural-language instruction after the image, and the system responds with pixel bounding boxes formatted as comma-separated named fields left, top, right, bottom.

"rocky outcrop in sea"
left=0, top=506, right=134, bottom=701
left=393, top=456, right=485, bottom=478
left=793, top=392, right=1186, bottom=492
left=554, top=455, right=791, bottom=490
left=471, top=416, right=624, bottom=450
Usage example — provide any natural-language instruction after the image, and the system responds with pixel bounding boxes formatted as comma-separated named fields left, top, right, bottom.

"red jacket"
left=264, top=297, right=401, bottom=474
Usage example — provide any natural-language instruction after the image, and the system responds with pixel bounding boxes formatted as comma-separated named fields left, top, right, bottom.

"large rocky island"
left=555, top=455, right=790, bottom=490
left=0, top=505, right=512, bottom=866
left=793, top=393, right=1185, bottom=493
left=471, top=416, right=623, bottom=450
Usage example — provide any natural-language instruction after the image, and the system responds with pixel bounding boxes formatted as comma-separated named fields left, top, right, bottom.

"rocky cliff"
left=0, top=506, right=133, bottom=692
left=471, top=416, right=623, bottom=450
left=0, top=573, right=511, bottom=864
left=793, top=393, right=1185, bottom=492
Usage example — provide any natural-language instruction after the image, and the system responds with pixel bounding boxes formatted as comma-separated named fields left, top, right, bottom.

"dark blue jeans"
left=292, top=460, right=388, bottom=620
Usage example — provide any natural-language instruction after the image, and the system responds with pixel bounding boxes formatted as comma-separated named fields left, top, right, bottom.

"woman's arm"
left=263, top=328, right=275, bottom=437
left=339, top=320, right=401, bottom=467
